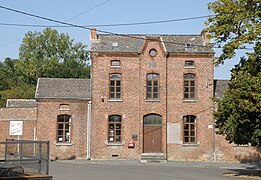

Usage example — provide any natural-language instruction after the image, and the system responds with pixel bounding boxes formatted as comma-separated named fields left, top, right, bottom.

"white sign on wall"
left=167, top=123, right=181, bottom=144
left=9, top=121, right=23, bottom=135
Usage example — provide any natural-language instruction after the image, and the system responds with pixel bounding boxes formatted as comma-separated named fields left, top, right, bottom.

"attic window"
left=185, top=43, right=192, bottom=48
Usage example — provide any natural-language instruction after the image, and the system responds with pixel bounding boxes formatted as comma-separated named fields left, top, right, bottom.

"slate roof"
left=214, top=80, right=229, bottom=99
left=35, top=78, right=91, bottom=100
left=6, top=99, right=37, bottom=108
left=90, top=34, right=214, bottom=53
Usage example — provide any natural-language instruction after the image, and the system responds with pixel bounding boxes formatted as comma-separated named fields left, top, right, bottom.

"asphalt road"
left=49, top=160, right=260, bottom=180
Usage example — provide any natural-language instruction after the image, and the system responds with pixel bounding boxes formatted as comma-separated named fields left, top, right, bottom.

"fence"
left=0, top=139, right=50, bottom=175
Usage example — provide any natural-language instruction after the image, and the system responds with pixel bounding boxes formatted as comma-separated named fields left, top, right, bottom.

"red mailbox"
left=128, top=140, right=135, bottom=148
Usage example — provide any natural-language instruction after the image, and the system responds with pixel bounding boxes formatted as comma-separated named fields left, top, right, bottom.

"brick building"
left=90, top=29, right=216, bottom=161
left=35, top=78, right=91, bottom=160
left=0, top=30, right=259, bottom=163
left=0, top=99, right=37, bottom=157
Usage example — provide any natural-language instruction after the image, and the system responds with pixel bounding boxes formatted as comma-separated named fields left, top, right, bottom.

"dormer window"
left=111, top=60, right=121, bottom=67
left=112, top=42, right=119, bottom=47
left=185, top=43, right=192, bottom=48
left=185, top=61, right=195, bottom=67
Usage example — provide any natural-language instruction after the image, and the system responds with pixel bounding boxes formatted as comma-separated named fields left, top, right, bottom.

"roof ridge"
left=38, top=77, right=90, bottom=80
left=98, top=34, right=201, bottom=37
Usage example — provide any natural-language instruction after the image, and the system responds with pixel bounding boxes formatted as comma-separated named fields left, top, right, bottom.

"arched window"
left=110, top=74, right=121, bottom=99
left=183, top=115, right=196, bottom=144
left=144, top=114, right=162, bottom=125
left=146, top=73, right=159, bottom=100
left=108, top=115, right=122, bottom=143
left=184, top=73, right=196, bottom=99
left=57, top=115, right=71, bottom=143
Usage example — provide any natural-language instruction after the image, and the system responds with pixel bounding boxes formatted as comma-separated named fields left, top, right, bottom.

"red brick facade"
left=91, top=35, right=216, bottom=161
left=90, top=31, right=260, bottom=162
left=36, top=99, right=88, bottom=160
left=0, top=108, right=37, bottom=157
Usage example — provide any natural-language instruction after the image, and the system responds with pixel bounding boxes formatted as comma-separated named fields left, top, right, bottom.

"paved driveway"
left=49, top=160, right=260, bottom=180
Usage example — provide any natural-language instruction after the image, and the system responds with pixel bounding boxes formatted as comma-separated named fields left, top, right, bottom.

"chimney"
left=201, top=29, right=211, bottom=43
left=90, top=28, right=97, bottom=40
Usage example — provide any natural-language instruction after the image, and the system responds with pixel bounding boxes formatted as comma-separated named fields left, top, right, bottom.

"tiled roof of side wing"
left=6, top=99, right=37, bottom=108
left=90, top=34, right=214, bottom=53
left=35, top=78, right=91, bottom=100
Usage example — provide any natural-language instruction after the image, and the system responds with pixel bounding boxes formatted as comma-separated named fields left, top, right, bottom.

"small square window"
left=111, top=60, right=121, bottom=67
left=185, top=61, right=195, bottom=67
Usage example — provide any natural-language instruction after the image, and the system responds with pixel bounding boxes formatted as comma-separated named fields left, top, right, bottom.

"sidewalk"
left=54, top=159, right=261, bottom=170
left=167, top=161, right=261, bottom=170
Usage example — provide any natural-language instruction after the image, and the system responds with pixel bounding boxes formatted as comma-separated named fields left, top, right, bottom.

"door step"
left=140, top=153, right=167, bottom=163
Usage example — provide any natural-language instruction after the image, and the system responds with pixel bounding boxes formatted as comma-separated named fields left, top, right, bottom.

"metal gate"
left=0, top=139, right=50, bottom=175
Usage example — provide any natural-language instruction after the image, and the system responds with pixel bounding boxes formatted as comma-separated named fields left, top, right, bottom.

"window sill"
left=183, top=99, right=197, bottom=103
left=59, top=108, right=70, bottom=111
left=108, top=99, right=123, bottom=102
left=55, top=143, right=73, bottom=146
left=183, top=143, right=199, bottom=147
left=145, top=100, right=160, bottom=102
left=110, top=66, right=121, bottom=68
left=106, top=142, right=125, bottom=146
left=184, top=66, right=195, bottom=69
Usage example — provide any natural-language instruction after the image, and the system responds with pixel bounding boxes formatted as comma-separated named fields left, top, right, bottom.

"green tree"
left=0, top=57, right=36, bottom=107
left=0, top=28, right=90, bottom=107
left=215, top=43, right=261, bottom=147
left=16, top=28, right=90, bottom=85
left=0, top=84, right=36, bottom=107
left=207, top=0, right=260, bottom=64
left=0, top=58, right=20, bottom=90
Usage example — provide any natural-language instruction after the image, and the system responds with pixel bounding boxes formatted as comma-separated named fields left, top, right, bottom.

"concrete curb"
left=53, top=159, right=261, bottom=170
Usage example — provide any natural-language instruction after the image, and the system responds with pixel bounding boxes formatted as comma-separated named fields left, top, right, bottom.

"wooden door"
left=143, top=126, right=162, bottom=153
left=143, top=114, right=162, bottom=153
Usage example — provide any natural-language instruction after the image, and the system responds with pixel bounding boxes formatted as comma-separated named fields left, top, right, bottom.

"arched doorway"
left=143, top=114, right=162, bottom=153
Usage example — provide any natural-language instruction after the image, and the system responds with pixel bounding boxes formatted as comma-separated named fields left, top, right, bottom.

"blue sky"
left=0, top=0, right=246, bottom=79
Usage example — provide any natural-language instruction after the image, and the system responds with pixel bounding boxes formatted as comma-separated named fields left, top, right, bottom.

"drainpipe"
left=87, top=101, right=92, bottom=160
left=87, top=49, right=93, bottom=160
left=213, top=102, right=217, bottom=162
left=138, top=53, right=141, bottom=156
left=165, top=52, right=169, bottom=159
